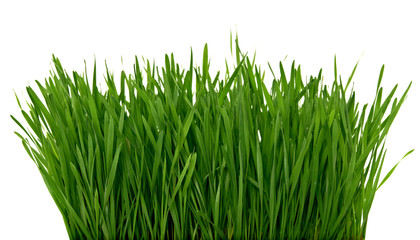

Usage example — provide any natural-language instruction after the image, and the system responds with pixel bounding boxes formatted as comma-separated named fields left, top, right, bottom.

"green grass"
left=12, top=37, right=413, bottom=239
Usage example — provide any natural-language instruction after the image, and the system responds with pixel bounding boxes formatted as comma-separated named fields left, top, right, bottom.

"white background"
left=1, top=1, right=419, bottom=239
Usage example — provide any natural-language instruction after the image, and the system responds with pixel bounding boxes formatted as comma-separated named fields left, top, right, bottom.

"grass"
left=12, top=36, right=413, bottom=239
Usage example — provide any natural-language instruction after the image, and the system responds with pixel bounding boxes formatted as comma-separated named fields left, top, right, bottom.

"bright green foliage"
left=12, top=38, right=413, bottom=240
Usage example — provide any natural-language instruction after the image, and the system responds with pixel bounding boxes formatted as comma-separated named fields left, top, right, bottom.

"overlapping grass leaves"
left=12, top=38, right=412, bottom=239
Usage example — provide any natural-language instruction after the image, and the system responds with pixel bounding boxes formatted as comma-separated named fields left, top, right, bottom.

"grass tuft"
left=12, top=37, right=413, bottom=239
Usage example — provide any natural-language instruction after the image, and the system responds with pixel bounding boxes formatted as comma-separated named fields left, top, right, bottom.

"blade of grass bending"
left=218, top=57, right=246, bottom=106
left=169, top=154, right=195, bottom=206
left=104, top=142, right=123, bottom=206
left=377, top=149, right=414, bottom=190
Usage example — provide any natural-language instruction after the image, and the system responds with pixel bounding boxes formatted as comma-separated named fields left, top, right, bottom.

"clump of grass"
left=12, top=37, right=413, bottom=240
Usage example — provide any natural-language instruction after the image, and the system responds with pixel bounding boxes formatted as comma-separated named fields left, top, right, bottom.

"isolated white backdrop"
left=1, top=1, right=419, bottom=239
